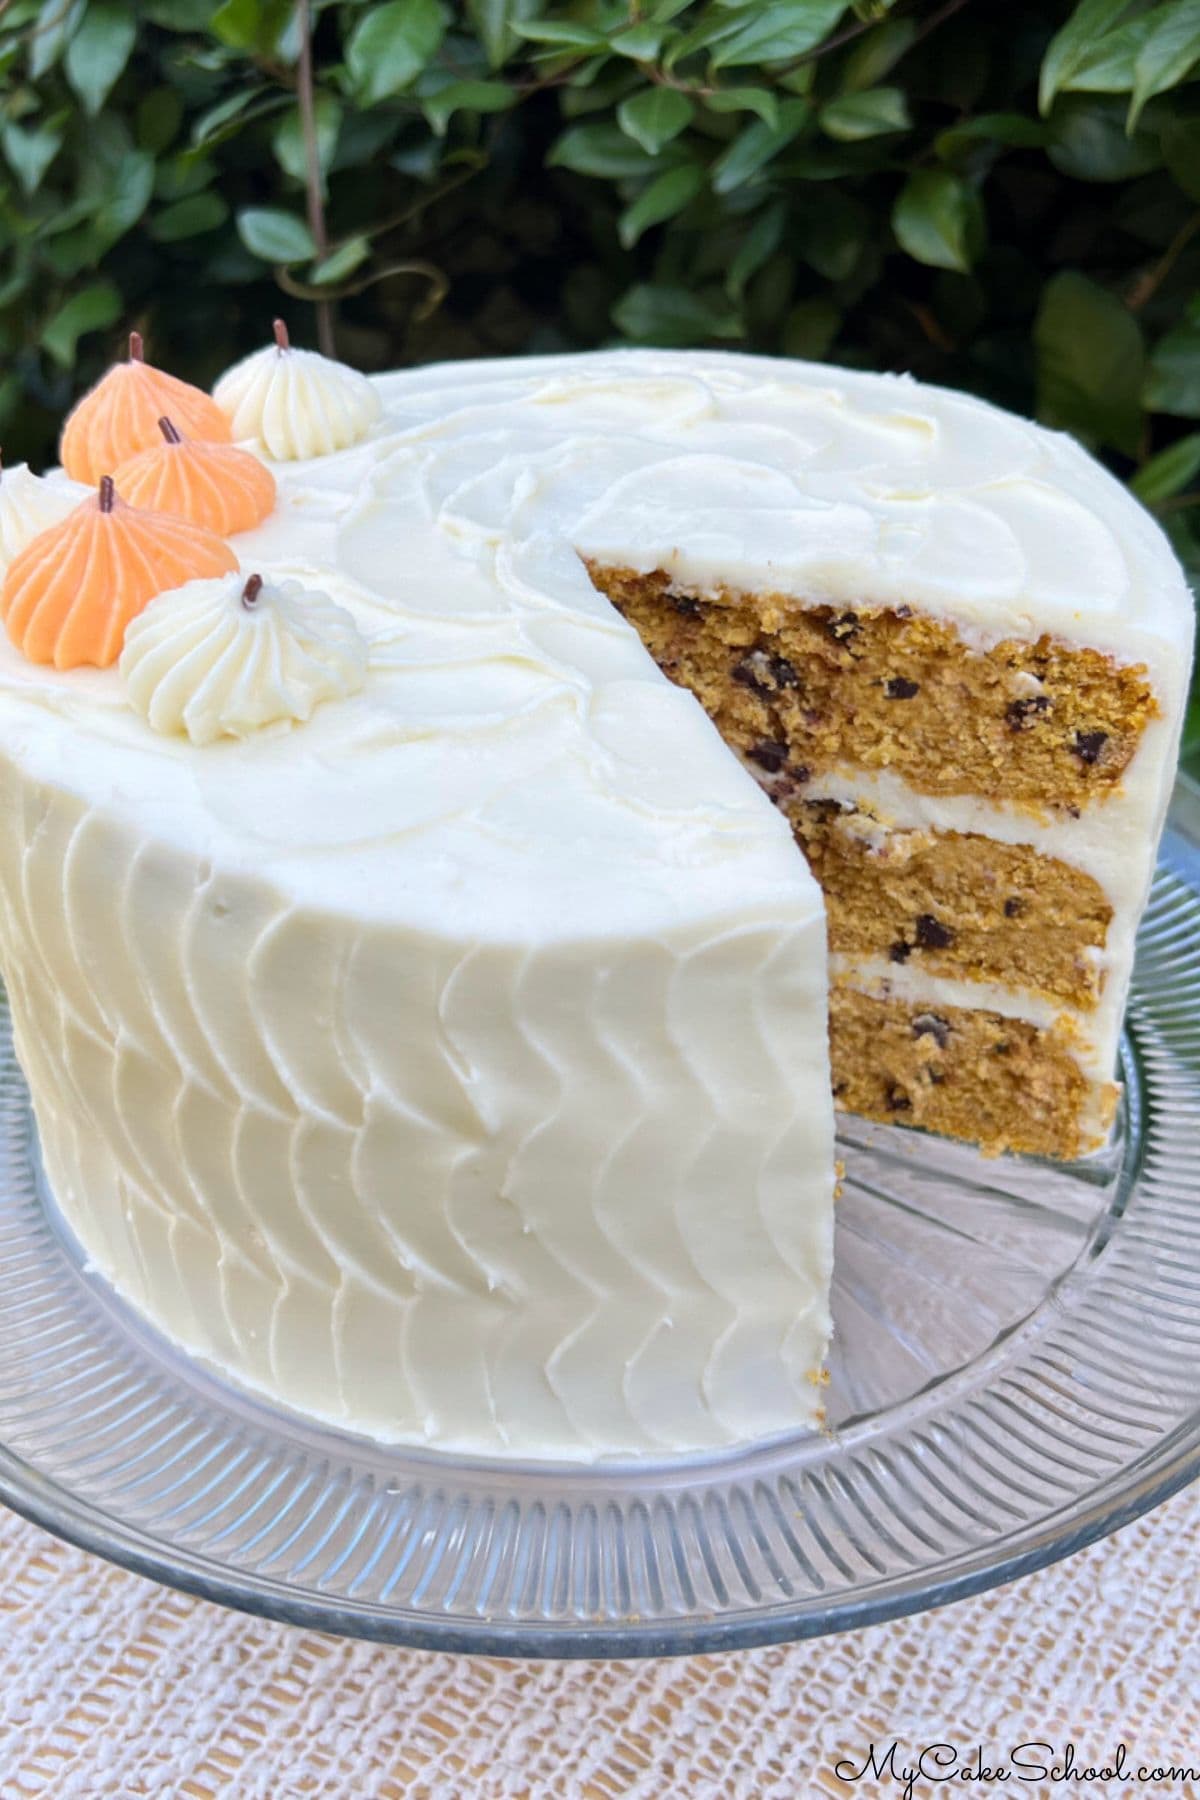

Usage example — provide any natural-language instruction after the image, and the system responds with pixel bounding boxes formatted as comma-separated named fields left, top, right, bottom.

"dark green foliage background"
left=2, top=0, right=1199, bottom=749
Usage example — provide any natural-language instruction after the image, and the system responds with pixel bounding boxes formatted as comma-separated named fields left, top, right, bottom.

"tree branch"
left=295, top=0, right=335, bottom=356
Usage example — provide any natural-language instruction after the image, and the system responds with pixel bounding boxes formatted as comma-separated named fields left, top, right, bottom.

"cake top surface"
left=0, top=348, right=1190, bottom=939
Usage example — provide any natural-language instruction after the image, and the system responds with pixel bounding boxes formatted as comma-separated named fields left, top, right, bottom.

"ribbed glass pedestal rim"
left=0, top=805, right=1198, bottom=1660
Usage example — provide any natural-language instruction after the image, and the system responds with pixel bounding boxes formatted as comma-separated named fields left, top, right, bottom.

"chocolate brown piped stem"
left=241, top=573, right=263, bottom=608
left=98, top=475, right=115, bottom=513
left=158, top=416, right=182, bottom=445
left=273, top=318, right=290, bottom=351
left=129, top=331, right=144, bottom=363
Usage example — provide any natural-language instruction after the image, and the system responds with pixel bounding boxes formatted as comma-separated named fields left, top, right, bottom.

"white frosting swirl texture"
left=120, top=568, right=368, bottom=744
left=213, top=338, right=382, bottom=460
left=0, top=462, right=88, bottom=572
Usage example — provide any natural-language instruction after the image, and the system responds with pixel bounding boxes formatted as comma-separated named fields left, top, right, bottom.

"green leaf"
left=28, top=0, right=85, bottom=78
left=136, top=86, right=183, bottom=153
left=347, top=0, right=448, bottom=105
left=1132, top=432, right=1200, bottom=503
left=618, top=162, right=703, bottom=248
left=1059, top=10, right=1163, bottom=93
left=1047, top=94, right=1163, bottom=181
left=727, top=200, right=786, bottom=297
left=1040, top=0, right=1136, bottom=114
left=41, top=279, right=122, bottom=368
left=663, top=10, right=744, bottom=68
left=934, top=112, right=1047, bottom=159
left=191, top=87, right=286, bottom=149
left=1129, top=0, right=1200, bottom=129
left=703, top=87, right=779, bottom=128
left=794, top=189, right=869, bottom=279
left=310, top=236, right=371, bottom=285
left=155, top=151, right=218, bottom=203
left=710, top=99, right=811, bottom=195
left=236, top=205, right=317, bottom=263
left=272, top=94, right=342, bottom=183
left=612, top=283, right=741, bottom=346
left=1146, top=323, right=1200, bottom=417
left=149, top=192, right=229, bottom=242
left=467, top=0, right=539, bottom=68
left=892, top=170, right=984, bottom=272
left=820, top=85, right=909, bottom=141
left=839, top=18, right=917, bottom=91
left=422, top=79, right=515, bottom=135
left=93, top=147, right=154, bottom=248
left=712, top=0, right=850, bottom=68
left=617, top=88, right=694, bottom=155
left=1, top=121, right=62, bottom=196
left=1035, top=270, right=1145, bottom=453
left=141, top=0, right=212, bottom=23
left=211, top=0, right=293, bottom=55
left=511, top=18, right=606, bottom=49
left=548, top=122, right=660, bottom=177
left=64, top=0, right=136, bottom=115
left=1163, top=116, right=1200, bottom=200
left=782, top=295, right=840, bottom=360
left=609, top=22, right=664, bottom=58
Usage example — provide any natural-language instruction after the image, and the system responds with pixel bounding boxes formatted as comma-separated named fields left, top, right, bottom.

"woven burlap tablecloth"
left=0, top=1475, right=1196, bottom=1798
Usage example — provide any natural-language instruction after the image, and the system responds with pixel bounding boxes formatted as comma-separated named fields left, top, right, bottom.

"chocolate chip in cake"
left=805, top=796, right=851, bottom=823
left=732, top=653, right=772, bottom=697
left=1004, top=896, right=1023, bottom=918
left=734, top=649, right=801, bottom=696
left=912, top=1012, right=951, bottom=1049
left=884, top=676, right=920, bottom=700
left=885, top=1085, right=912, bottom=1112
left=888, top=940, right=912, bottom=964
left=1006, top=695, right=1051, bottom=730
left=826, top=611, right=860, bottom=644
left=1072, top=729, right=1108, bottom=766
left=670, top=595, right=701, bottom=619
left=894, top=604, right=913, bottom=619
left=747, top=739, right=789, bottom=773
left=914, top=912, right=955, bottom=950
left=991, top=1040, right=1011, bottom=1056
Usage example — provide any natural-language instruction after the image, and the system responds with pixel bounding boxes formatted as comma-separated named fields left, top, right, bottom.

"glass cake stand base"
left=0, top=816, right=1198, bottom=1659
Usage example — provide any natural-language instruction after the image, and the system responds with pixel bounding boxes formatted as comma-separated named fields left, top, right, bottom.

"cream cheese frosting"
left=213, top=319, right=382, bottom=461
left=0, top=347, right=1190, bottom=1459
left=0, top=460, right=88, bottom=572
left=121, top=568, right=368, bottom=744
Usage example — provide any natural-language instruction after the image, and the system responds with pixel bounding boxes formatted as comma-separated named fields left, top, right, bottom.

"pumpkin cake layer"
left=786, top=800, right=1112, bottom=1010
left=587, top=567, right=1159, bottom=810
left=579, top=537, right=1185, bottom=1157
left=827, top=987, right=1113, bottom=1161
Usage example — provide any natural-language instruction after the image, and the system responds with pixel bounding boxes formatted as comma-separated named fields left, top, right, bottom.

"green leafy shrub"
left=2, top=0, right=1199, bottom=748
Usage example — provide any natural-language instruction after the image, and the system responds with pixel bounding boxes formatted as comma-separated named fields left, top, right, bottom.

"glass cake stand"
left=1, top=798, right=1198, bottom=1660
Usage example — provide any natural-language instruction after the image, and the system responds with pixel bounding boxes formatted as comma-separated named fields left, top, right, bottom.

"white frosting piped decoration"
left=212, top=318, right=382, bottom=461
left=0, top=459, right=88, bottom=573
left=120, top=566, right=368, bottom=745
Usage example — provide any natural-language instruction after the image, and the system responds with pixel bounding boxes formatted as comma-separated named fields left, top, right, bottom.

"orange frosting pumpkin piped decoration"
left=60, top=332, right=232, bottom=486
left=114, top=416, right=276, bottom=535
left=1, top=476, right=238, bottom=670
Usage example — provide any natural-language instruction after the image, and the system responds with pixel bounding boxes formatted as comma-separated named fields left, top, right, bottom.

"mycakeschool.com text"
left=833, top=1742, right=1199, bottom=1798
